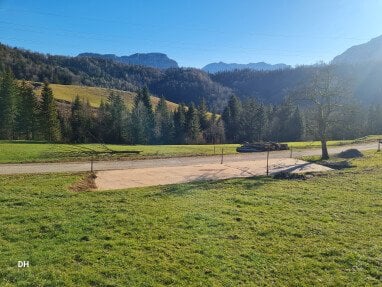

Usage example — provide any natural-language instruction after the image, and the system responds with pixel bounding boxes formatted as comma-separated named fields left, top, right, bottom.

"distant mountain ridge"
left=78, top=52, right=179, bottom=69
left=0, top=43, right=232, bottom=110
left=202, top=61, right=290, bottom=73
left=1, top=34, right=382, bottom=113
left=332, top=35, right=382, bottom=64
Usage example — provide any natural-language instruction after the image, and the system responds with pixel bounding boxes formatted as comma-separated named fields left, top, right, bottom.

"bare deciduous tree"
left=292, top=65, right=350, bottom=159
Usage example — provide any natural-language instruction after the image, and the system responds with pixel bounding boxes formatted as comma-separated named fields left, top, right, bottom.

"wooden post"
left=290, top=147, right=293, bottom=158
left=378, top=139, right=381, bottom=152
left=266, top=146, right=270, bottom=176
left=214, top=145, right=216, bottom=155
left=221, top=148, right=224, bottom=164
left=91, top=157, right=94, bottom=173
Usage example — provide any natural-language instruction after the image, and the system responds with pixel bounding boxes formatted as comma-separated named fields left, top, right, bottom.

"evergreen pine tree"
left=185, top=103, right=201, bottom=143
left=154, top=97, right=174, bottom=144
left=70, top=95, right=85, bottom=143
left=256, top=104, right=267, bottom=141
left=135, top=87, right=153, bottom=113
left=39, top=82, right=61, bottom=142
left=97, top=99, right=111, bottom=142
left=198, top=98, right=209, bottom=131
left=130, top=101, right=150, bottom=144
left=173, top=104, right=187, bottom=144
left=222, top=95, right=242, bottom=143
left=0, top=69, right=16, bottom=139
left=288, top=107, right=304, bottom=141
left=83, top=99, right=94, bottom=141
left=133, top=88, right=154, bottom=143
left=240, top=99, right=259, bottom=142
left=108, top=93, right=126, bottom=143
left=15, top=82, right=38, bottom=140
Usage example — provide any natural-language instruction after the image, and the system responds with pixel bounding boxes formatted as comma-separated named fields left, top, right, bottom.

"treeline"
left=221, top=94, right=382, bottom=143
left=1, top=71, right=381, bottom=144
left=0, top=70, right=226, bottom=144
left=222, top=95, right=304, bottom=142
left=61, top=88, right=226, bottom=145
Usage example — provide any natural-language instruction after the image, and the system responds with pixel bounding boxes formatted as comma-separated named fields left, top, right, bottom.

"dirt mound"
left=338, top=149, right=364, bottom=159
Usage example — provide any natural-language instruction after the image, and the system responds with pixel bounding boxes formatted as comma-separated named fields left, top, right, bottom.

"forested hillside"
left=148, top=68, right=233, bottom=111
left=1, top=42, right=382, bottom=111
left=0, top=43, right=232, bottom=110
left=212, top=64, right=382, bottom=104
left=211, top=66, right=315, bottom=103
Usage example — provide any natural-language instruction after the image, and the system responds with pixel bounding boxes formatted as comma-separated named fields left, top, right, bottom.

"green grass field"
left=0, top=142, right=240, bottom=163
left=286, top=135, right=382, bottom=149
left=0, top=151, right=381, bottom=286
left=0, top=135, right=380, bottom=164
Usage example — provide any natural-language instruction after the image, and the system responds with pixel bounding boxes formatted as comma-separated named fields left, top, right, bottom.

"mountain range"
left=1, top=34, right=382, bottom=111
left=78, top=52, right=290, bottom=73
left=202, top=62, right=290, bottom=73
left=332, top=35, right=382, bottom=65
left=78, top=52, right=179, bottom=69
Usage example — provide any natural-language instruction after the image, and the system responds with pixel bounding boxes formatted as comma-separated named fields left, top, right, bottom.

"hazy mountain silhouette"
left=78, top=52, right=179, bottom=69
left=202, top=61, right=290, bottom=73
left=332, top=35, right=382, bottom=64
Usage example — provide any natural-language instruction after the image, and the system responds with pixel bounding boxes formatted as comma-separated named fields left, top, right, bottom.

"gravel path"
left=0, top=142, right=377, bottom=175
left=95, top=158, right=332, bottom=190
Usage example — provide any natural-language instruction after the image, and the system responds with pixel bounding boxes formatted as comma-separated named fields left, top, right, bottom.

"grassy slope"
left=0, top=136, right=380, bottom=164
left=0, top=152, right=381, bottom=286
left=33, top=83, right=179, bottom=110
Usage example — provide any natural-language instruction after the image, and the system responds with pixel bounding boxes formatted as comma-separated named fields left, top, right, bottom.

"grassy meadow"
left=0, top=142, right=240, bottom=163
left=0, top=151, right=381, bottom=286
left=32, top=83, right=179, bottom=110
left=0, top=136, right=380, bottom=164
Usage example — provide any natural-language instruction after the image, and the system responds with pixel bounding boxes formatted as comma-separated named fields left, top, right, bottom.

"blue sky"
left=0, top=0, right=381, bottom=68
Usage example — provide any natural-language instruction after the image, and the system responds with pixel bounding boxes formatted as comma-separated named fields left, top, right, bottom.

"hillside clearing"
left=32, top=82, right=179, bottom=110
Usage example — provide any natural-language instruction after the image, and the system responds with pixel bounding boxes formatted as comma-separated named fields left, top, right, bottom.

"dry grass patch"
left=69, top=172, right=97, bottom=192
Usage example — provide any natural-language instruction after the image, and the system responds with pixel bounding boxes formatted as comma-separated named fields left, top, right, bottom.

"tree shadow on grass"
left=272, top=162, right=312, bottom=174
left=149, top=175, right=270, bottom=198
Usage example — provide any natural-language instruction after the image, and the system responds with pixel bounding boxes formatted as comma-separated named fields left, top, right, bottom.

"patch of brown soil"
left=95, top=159, right=332, bottom=191
left=70, top=172, right=97, bottom=192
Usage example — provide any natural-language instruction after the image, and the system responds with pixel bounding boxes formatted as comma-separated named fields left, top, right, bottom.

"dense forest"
left=211, top=63, right=382, bottom=105
left=2, top=43, right=382, bottom=113
left=1, top=70, right=381, bottom=145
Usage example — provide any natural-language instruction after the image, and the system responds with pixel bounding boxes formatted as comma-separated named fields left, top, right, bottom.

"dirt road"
left=95, top=158, right=332, bottom=190
left=0, top=142, right=377, bottom=175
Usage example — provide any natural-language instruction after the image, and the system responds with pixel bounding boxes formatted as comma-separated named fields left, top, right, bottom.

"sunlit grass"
left=0, top=142, right=240, bottom=163
left=0, top=152, right=381, bottom=286
left=0, top=135, right=380, bottom=164
left=32, top=82, right=179, bottom=110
